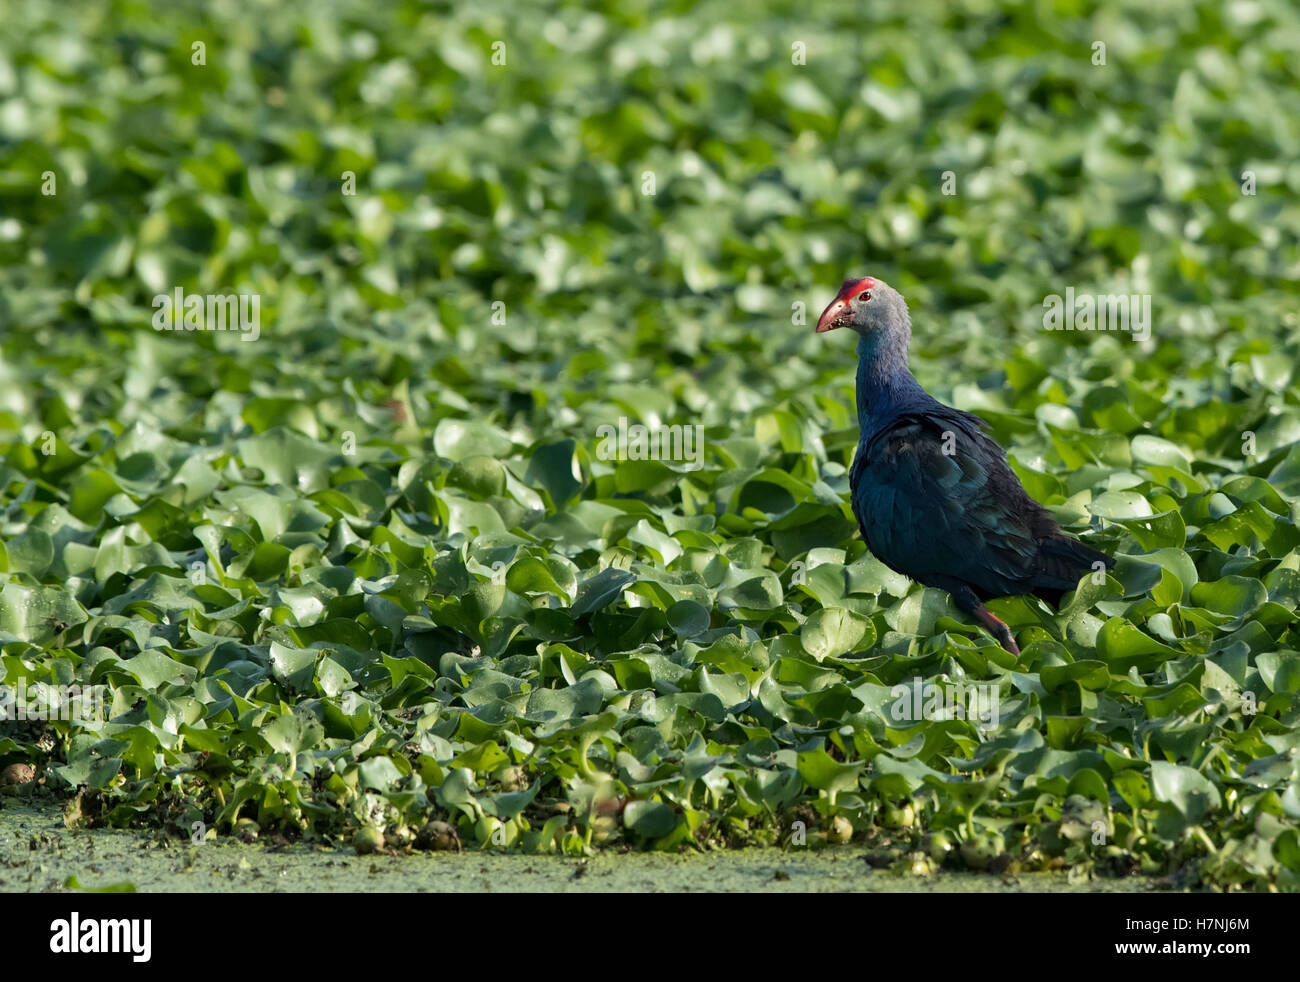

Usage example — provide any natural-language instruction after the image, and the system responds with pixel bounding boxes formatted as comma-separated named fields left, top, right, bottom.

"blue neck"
left=855, top=332, right=929, bottom=437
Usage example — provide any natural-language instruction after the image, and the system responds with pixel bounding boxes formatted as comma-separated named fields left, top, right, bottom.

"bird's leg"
left=971, top=604, right=1020, bottom=657
left=949, top=584, right=1020, bottom=656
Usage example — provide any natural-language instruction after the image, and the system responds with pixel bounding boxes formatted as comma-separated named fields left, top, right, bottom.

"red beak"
left=816, top=298, right=848, bottom=333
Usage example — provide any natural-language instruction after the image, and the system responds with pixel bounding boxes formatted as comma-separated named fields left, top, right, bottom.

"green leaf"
left=801, top=606, right=874, bottom=661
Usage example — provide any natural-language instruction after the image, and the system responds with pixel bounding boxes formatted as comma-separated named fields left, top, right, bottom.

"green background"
left=1, top=0, right=1299, bottom=888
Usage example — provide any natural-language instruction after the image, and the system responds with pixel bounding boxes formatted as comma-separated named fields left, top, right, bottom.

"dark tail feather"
left=1030, top=535, right=1114, bottom=604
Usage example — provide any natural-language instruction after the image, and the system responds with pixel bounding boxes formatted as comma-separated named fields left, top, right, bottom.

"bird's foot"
left=972, top=604, right=1020, bottom=657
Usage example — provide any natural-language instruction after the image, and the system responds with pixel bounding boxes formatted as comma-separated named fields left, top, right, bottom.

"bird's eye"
left=858, top=291, right=871, bottom=302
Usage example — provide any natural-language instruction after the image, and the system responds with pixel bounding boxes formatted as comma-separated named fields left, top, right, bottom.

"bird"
left=815, top=276, right=1114, bottom=656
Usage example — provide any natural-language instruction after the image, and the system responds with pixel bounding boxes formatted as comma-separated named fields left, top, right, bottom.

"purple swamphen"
left=816, top=276, right=1114, bottom=655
